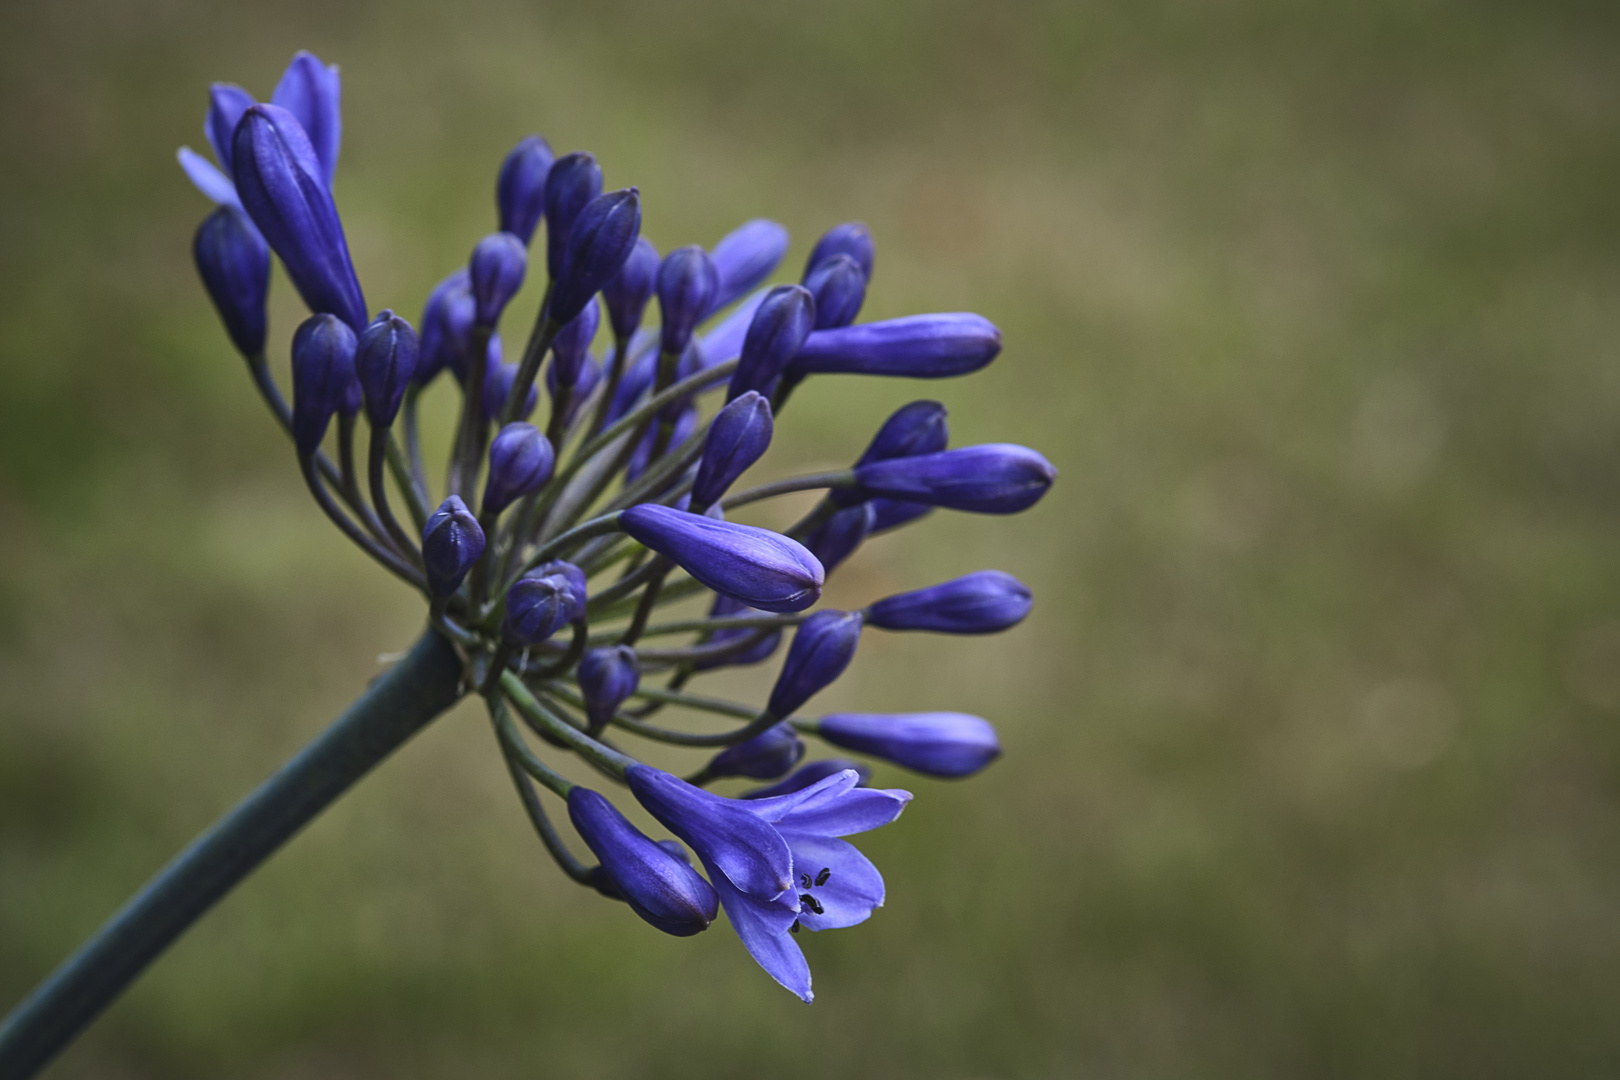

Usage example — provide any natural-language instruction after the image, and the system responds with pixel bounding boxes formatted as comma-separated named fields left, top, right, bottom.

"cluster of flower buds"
left=180, top=51, right=1054, bottom=1004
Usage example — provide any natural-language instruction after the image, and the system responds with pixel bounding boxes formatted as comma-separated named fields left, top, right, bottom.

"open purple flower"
left=627, top=765, right=911, bottom=1001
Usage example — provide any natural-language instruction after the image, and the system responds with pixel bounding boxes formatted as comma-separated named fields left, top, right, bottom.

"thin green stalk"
left=720, top=469, right=856, bottom=511
left=500, top=672, right=636, bottom=777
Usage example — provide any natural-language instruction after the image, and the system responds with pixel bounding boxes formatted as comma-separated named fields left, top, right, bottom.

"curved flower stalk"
left=0, top=51, right=1060, bottom=1074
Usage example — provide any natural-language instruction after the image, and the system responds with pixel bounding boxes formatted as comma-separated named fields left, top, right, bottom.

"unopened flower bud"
left=290, top=313, right=357, bottom=455
left=543, top=152, right=604, bottom=279
left=831, top=399, right=950, bottom=507
left=708, top=218, right=789, bottom=314
left=802, top=253, right=866, bottom=330
left=193, top=205, right=269, bottom=359
left=601, top=236, right=659, bottom=340
left=768, top=611, right=863, bottom=718
left=868, top=498, right=932, bottom=534
left=705, top=722, right=805, bottom=780
left=496, top=134, right=555, bottom=246
left=546, top=351, right=602, bottom=428
left=484, top=356, right=540, bottom=422
left=852, top=444, right=1055, bottom=515
left=804, top=222, right=874, bottom=281
left=233, top=104, right=367, bottom=331
left=421, top=495, right=485, bottom=597
left=567, top=787, right=719, bottom=936
left=625, top=401, right=700, bottom=483
left=355, top=310, right=419, bottom=426
left=532, top=559, right=588, bottom=619
left=550, top=188, right=641, bottom=328
left=657, top=246, right=719, bottom=357
left=815, top=712, right=1001, bottom=778
left=578, top=645, right=641, bottom=729
left=619, top=504, right=824, bottom=613
left=726, top=285, right=816, bottom=401
left=550, top=298, right=600, bottom=387
left=504, top=568, right=583, bottom=644
left=415, top=269, right=475, bottom=386
left=791, top=314, right=1000, bottom=379
left=867, top=570, right=1032, bottom=634
left=692, top=391, right=773, bottom=509
left=482, top=423, right=555, bottom=515
left=803, top=503, right=875, bottom=573
left=469, top=232, right=527, bottom=325
left=740, top=758, right=872, bottom=799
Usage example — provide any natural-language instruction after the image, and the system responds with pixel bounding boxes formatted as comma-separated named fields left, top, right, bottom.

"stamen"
left=815, top=867, right=831, bottom=886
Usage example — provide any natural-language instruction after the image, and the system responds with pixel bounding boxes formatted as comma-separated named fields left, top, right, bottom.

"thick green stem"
left=0, top=629, right=464, bottom=1080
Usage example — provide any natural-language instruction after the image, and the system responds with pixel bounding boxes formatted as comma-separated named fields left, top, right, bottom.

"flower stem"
left=0, top=628, right=464, bottom=1080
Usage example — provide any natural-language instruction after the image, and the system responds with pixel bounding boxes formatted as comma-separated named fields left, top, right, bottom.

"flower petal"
left=272, top=50, right=342, bottom=186
left=741, top=768, right=860, bottom=823
left=178, top=147, right=242, bottom=208
left=776, top=786, right=913, bottom=837
left=780, top=832, right=885, bottom=931
left=711, top=869, right=812, bottom=1002
left=627, top=765, right=794, bottom=900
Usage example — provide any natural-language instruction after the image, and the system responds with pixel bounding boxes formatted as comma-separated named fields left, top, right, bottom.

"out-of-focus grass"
left=3, top=0, right=1620, bottom=1076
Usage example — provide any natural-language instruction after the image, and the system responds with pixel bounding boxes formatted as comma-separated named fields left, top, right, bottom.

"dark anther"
left=799, top=893, right=824, bottom=915
left=789, top=920, right=801, bottom=934
left=815, top=867, right=831, bottom=886
left=800, top=872, right=813, bottom=889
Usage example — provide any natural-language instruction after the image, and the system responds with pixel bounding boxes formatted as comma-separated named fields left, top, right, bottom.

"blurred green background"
left=3, top=0, right=1620, bottom=1076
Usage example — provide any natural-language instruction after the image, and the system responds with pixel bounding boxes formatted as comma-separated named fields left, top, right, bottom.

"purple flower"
left=804, top=221, right=874, bottom=281
left=415, top=269, right=475, bottom=386
left=232, top=104, right=367, bottom=332
left=726, top=285, right=816, bottom=401
left=866, top=571, right=1032, bottom=634
left=708, top=218, right=789, bottom=314
left=355, top=310, right=419, bottom=426
left=469, top=232, right=528, bottom=325
left=815, top=713, right=1000, bottom=778
left=482, top=423, right=555, bottom=515
left=578, top=645, right=640, bottom=730
left=192, top=205, right=269, bottom=359
left=802, top=254, right=866, bottom=331
left=567, top=787, right=718, bottom=936
left=692, top=391, right=773, bottom=509
left=790, top=314, right=1000, bottom=379
left=421, top=495, right=485, bottom=597
left=851, top=444, right=1055, bottom=514
left=543, top=152, right=604, bottom=279
left=657, top=246, right=719, bottom=357
left=705, top=722, right=805, bottom=781
left=601, top=236, right=659, bottom=341
left=802, top=503, right=875, bottom=573
left=550, top=188, right=642, bottom=328
left=628, top=765, right=911, bottom=1001
left=768, top=611, right=863, bottom=718
left=290, top=313, right=357, bottom=455
left=496, top=134, right=555, bottom=246
left=619, top=504, right=824, bottom=614
left=504, top=568, right=584, bottom=644
left=550, top=298, right=600, bottom=387
left=741, top=759, right=873, bottom=799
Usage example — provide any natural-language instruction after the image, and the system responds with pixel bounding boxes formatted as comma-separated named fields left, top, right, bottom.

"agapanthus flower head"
left=705, top=722, right=805, bottom=781
left=866, top=571, right=1032, bottom=634
left=657, top=246, right=720, bottom=357
left=421, top=495, right=485, bottom=597
left=193, top=204, right=270, bottom=359
left=816, top=713, right=1001, bottom=778
left=550, top=188, right=641, bottom=328
left=567, top=787, right=718, bottom=936
left=620, top=504, right=823, bottom=614
left=802, top=503, right=875, bottom=573
left=496, top=134, right=555, bottom=246
left=601, top=236, right=659, bottom=341
left=504, top=566, right=585, bottom=644
left=628, top=765, right=911, bottom=1001
left=469, top=231, right=528, bottom=326
left=791, top=313, right=1001, bottom=380
left=543, top=152, right=604, bottom=279
left=550, top=298, right=600, bottom=387
left=290, top=313, right=357, bottom=455
left=233, top=103, right=367, bottom=332
left=741, top=758, right=874, bottom=800
left=768, top=610, right=863, bottom=718
left=415, top=269, right=475, bottom=386
left=726, top=285, right=816, bottom=401
left=692, top=391, right=773, bottom=510
left=355, top=309, right=419, bottom=426
left=803, top=253, right=867, bottom=331
left=577, top=645, right=640, bottom=730
left=804, top=222, right=874, bottom=281
left=708, top=218, right=790, bottom=314
left=851, top=443, right=1056, bottom=515
left=482, top=422, right=555, bottom=516
left=271, top=50, right=342, bottom=187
